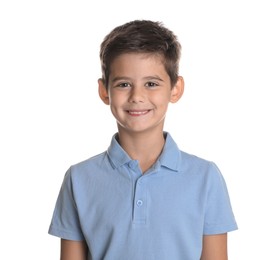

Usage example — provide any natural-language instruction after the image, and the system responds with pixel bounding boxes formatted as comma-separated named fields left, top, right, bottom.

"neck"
left=117, top=129, right=166, bottom=173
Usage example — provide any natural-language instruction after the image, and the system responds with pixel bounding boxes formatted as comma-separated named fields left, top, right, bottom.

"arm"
left=60, top=239, right=88, bottom=260
left=200, top=233, right=228, bottom=260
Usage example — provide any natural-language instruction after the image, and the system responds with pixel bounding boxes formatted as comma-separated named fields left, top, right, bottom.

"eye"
left=145, top=82, right=158, bottom=88
left=116, top=82, right=131, bottom=88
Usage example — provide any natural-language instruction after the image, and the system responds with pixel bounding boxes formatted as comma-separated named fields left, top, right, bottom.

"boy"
left=48, top=20, right=237, bottom=260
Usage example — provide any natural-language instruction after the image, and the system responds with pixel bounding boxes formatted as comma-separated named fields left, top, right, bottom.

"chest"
left=75, top=167, right=207, bottom=231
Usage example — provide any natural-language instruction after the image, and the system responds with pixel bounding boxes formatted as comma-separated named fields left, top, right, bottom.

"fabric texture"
left=49, top=132, right=237, bottom=260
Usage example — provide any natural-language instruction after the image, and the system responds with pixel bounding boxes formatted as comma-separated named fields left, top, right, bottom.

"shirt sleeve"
left=203, top=162, right=238, bottom=235
left=48, top=167, right=85, bottom=241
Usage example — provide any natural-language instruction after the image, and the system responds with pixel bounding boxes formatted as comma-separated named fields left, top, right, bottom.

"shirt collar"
left=158, top=132, right=181, bottom=171
left=106, top=132, right=181, bottom=172
left=107, top=133, right=131, bottom=169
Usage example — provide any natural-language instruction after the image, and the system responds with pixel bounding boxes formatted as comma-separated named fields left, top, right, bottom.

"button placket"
left=133, top=179, right=147, bottom=224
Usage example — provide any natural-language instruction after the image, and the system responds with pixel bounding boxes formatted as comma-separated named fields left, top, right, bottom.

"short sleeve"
left=203, top=162, right=238, bottom=235
left=48, top=167, right=85, bottom=241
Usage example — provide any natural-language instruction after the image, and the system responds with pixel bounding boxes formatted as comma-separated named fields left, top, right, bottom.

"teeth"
left=129, top=110, right=148, bottom=115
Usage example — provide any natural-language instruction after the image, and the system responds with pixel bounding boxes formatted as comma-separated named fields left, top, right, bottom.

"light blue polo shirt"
left=49, top=132, right=237, bottom=260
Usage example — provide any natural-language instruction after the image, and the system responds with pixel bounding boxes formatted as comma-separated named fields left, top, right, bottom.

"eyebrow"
left=111, top=77, right=131, bottom=83
left=144, top=76, right=164, bottom=82
left=111, top=75, right=164, bottom=83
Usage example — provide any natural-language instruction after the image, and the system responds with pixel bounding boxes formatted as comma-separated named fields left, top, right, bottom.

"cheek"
left=108, top=93, right=120, bottom=105
left=154, top=93, right=172, bottom=104
left=109, top=95, right=126, bottom=112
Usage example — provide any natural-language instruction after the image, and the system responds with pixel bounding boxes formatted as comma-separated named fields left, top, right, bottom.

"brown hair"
left=99, top=20, right=181, bottom=89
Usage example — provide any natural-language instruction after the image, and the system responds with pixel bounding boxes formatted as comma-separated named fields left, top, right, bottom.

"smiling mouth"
left=126, top=110, right=150, bottom=116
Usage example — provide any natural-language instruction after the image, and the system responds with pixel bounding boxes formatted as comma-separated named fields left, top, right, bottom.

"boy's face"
left=98, top=53, right=184, bottom=135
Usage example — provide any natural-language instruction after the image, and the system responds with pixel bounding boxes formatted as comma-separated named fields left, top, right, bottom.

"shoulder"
left=179, top=150, right=217, bottom=172
left=164, top=132, right=222, bottom=179
left=73, top=151, right=108, bottom=169
left=60, top=151, right=114, bottom=197
left=178, top=150, right=224, bottom=183
left=65, top=151, right=110, bottom=180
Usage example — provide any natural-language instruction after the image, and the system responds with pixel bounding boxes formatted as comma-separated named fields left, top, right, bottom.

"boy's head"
left=99, top=20, right=181, bottom=89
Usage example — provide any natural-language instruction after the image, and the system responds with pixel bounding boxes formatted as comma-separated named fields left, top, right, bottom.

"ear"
left=98, top=78, right=110, bottom=105
left=170, top=76, right=184, bottom=103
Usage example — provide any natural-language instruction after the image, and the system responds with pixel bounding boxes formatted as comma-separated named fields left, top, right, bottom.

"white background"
left=1, top=0, right=278, bottom=259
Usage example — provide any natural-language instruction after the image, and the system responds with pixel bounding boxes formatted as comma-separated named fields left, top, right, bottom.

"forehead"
left=109, top=53, right=167, bottom=77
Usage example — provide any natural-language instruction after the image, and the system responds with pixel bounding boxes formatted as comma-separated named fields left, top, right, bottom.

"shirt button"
left=136, top=200, right=143, bottom=206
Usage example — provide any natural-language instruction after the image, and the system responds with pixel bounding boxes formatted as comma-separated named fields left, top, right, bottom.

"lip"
left=126, top=109, right=150, bottom=116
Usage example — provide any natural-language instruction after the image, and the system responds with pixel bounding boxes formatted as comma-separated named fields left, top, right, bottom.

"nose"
left=128, top=86, right=145, bottom=103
